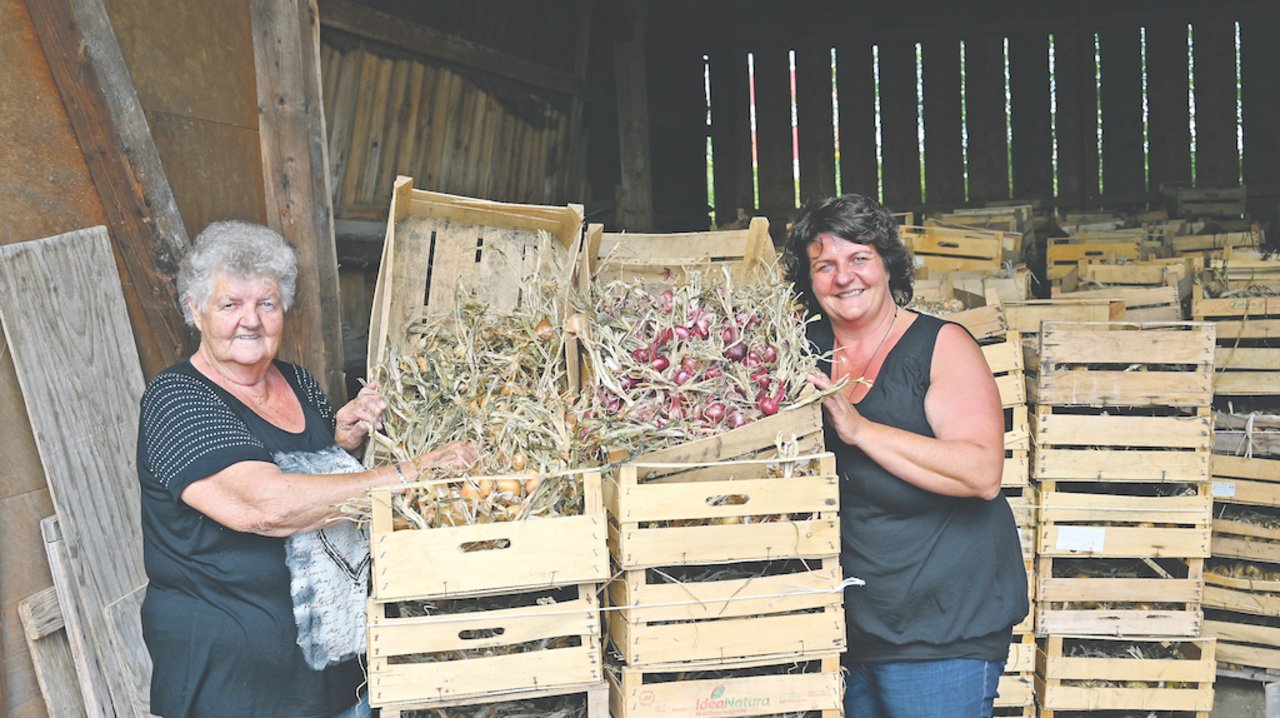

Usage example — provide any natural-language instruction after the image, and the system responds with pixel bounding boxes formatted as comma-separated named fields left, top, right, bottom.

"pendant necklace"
left=835, top=304, right=899, bottom=389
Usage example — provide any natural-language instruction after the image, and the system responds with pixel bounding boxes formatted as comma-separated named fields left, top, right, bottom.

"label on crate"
left=1212, top=481, right=1237, bottom=498
left=1055, top=526, right=1106, bottom=552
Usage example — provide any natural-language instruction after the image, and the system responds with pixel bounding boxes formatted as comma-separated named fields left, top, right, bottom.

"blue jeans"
left=330, top=692, right=371, bottom=718
left=845, top=658, right=1004, bottom=718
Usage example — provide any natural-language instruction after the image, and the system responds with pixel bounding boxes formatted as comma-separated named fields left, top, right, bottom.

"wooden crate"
left=1177, top=185, right=1246, bottom=218
left=1026, top=321, right=1215, bottom=409
left=608, top=655, right=843, bottom=718
left=1203, top=248, right=1280, bottom=293
left=367, top=584, right=604, bottom=711
left=1204, top=610, right=1280, bottom=675
left=1046, top=237, right=1143, bottom=281
left=1035, top=482, right=1210, bottom=637
left=1051, top=284, right=1184, bottom=321
left=1004, top=299, right=1120, bottom=336
left=1031, top=410, right=1212, bottom=482
left=1211, top=455, right=1280, bottom=509
left=1035, top=636, right=1215, bottom=716
left=367, top=175, right=585, bottom=370
left=1006, top=486, right=1037, bottom=635
left=1191, top=288, right=1280, bottom=396
left=582, top=219, right=776, bottom=288
left=1171, top=229, right=1261, bottom=255
left=984, top=332, right=1030, bottom=489
left=902, top=224, right=1007, bottom=272
left=1204, top=568, right=1280, bottom=618
left=1214, top=411, right=1280, bottom=458
left=369, top=471, right=608, bottom=602
left=379, top=682, right=609, bottom=718
left=1212, top=512, right=1280, bottom=565
left=606, top=557, right=845, bottom=669
left=996, top=634, right=1035, bottom=712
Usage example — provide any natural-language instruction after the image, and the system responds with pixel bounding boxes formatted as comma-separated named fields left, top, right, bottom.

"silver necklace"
left=835, top=304, right=899, bottom=389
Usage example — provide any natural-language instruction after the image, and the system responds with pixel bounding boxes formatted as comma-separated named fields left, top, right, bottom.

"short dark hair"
left=783, top=194, right=914, bottom=317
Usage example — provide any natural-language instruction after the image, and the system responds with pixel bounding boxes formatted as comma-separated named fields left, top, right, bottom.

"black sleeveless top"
left=809, top=312, right=1028, bottom=663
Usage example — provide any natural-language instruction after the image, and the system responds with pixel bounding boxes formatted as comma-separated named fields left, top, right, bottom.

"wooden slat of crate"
left=1212, top=518, right=1280, bottom=564
left=1047, top=238, right=1142, bottom=269
left=947, top=302, right=1008, bottom=341
left=1053, top=285, right=1184, bottom=321
left=1192, top=293, right=1280, bottom=321
left=380, top=682, right=609, bottom=718
left=983, top=335, right=1025, bottom=408
left=1035, top=636, right=1215, bottom=713
left=583, top=219, right=775, bottom=288
left=367, top=584, right=603, bottom=710
left=1204, top=618, right=1280, bottom=672
left=606, top=455, right=840, bottom=569
left=1212, top=346, right=1280, bottom=395
left=367, top=176, right=584, bottom=371
left=1038, top=321, right=1215, bottom=365
left=1204, top=573, right=1280, bottom=616
left=1211, top=455, right=1280, bottom=507
left=1078, top=262, right=1185, bottom=287
left=1004, top=299, right=1119, bottom=335
left=1037, top=489, right=1211, bottom=558
left=1036, top=571, right=1204, bottom=637
left=902, top=225, right=1005, bottom=268
left=995, top=673, right=1033, bottom=710
left=607, top=559, right=845, bottom=668
left=615, top=401, right=825, bottom=466
left=1032, top=412, right=1212, bottom=482
left=369, top=471, right=608, bottom=601
left=608, top=655, right=842, bottom=718
left=1172, top=230, right=1260, bottom=254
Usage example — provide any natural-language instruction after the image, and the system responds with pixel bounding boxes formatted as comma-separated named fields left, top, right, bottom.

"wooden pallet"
left=1034, top=481, right=1210, bottom=637
left=1036, top=635, right=1215, bottom=716
left=369, top=471, right=609, bottom=602
left=582, top=219, right=776, bottom=288
left=367, top=584, right=604, bottom=710
left=607, top=654, right=843, bottom=718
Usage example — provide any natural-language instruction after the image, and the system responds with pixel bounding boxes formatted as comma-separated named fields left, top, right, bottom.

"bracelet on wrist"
left=393, top=462, right=409, bottom=484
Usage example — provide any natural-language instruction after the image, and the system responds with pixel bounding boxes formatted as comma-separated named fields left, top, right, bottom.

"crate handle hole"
left=460, top=538, right=512, bottom=552
left=459, top=627, right=505, bottom=641
left=937, top=241, right=960, bottom=248
left=705, top=494, right=750, bottom=506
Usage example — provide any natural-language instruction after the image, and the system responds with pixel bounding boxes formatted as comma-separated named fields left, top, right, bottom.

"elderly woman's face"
left=191, top=271, right=284, bottom=370
left=807, top=233, right=890, bottom=329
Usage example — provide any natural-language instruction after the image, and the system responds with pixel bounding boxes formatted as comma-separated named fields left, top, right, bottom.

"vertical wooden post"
left=25, top=0, right=194, bottom=379
left=561, top=0, right=593, bottom=203
left=613, top=0, right=654, bottom=231
left=251, top=0, right=347, bottom=402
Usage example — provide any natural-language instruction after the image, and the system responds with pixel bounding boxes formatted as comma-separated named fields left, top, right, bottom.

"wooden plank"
left=1240, top=7, right=1280, bottom=195
left=102, top=585, right=150, bottom=718
left=877, top=40, right=921, bottom=209
left=1053, top=24, right=1088, bottom=207
left=0, top=229, right=148, bottom=717
left=795, top=44, right=836, bottom=204
left=1146, top=21, right=1193, bottom=193
left=921, top=38, right=964, bottom=205
left=252, top=0, right=347, bottom=402
left=964, top=34, right=1010, bottom=203
left=1192, top=17, right=1240, bottom=188
left=1098, top=27, right=1145, bottom=197
left=323, top=43, right=363, bottom=196
left=25, top=0, right=193, bottom=378
left=42, top=517, right=111, bottom=718
left=708, top=38, right=743, bottom=225
left=836, top=40, right=878, bottom=197
left=1008, top=33, right=1053, bottom=200
left=614, top=0, right=654, bottom=230
left=753, top=44, right=794, bottom=218
left=19, top=587, right=88, bottom=718
left=317, top=0, right=580, bottom=98
left=560, top=0, right=592, bottom=202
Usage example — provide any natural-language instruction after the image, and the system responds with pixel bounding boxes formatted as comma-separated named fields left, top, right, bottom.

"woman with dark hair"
left=137, top=221, right=477, bottom=718
left=785, top=195, right=1027, bottom=717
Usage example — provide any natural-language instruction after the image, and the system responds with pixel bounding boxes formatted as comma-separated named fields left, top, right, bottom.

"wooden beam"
left=922, top=38, right=965, bottom=205
left=1193, top=17, right=1240, bottom=187
left=252, top=0, right=347, bottom=402
left=317, top=0, right=581, bottom=98
left=837, top=40, right=879, bottom=199
left=1146, top=21, right=1193, bottom=192
left=1009, top=32, right=1053, bottom=200
left=964, top=34, right=1010, bottom=203
left=561, top=0, right=593, bottom=202
left=795, top=44, right=836, bottom=205
left=1098, top=26, right=1145, bottom=197
left=753, top=44, right=794, bottom=218
left=709, top=37, right=743, bottom=225
left=1240, top=6, right=1280, bottom=201
left=613, top=0, right=653, bottom=230
left=878, top=40, right=921, bottom=209
left=25, top=0, right=193, bottom=378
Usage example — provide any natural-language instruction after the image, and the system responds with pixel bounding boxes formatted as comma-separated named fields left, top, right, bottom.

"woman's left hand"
left=335, top=382, right=389, bottom=451
left=807, top=372, right=867, bottom=447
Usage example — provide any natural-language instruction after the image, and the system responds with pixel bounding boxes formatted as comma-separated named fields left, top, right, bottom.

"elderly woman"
left=137, top=221, right=475, bottom=718
left=784, top=195, right=1027, bottom=717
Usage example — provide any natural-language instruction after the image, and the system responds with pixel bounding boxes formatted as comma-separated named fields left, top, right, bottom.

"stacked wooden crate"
left=901, top=224, right=1017, bottom=274
left=363, top=178, right=611, bottom=716
left=983, top=330, right=1036, bottom=718
left=1192, top=291, right=1280, bottom=400
left=602, top=408, right=845, bottom=718
left=1028, top=321, right=1217, bottom=716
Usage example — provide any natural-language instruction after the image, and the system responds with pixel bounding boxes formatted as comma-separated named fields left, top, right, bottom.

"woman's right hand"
left=413, top=441, right=481, bottom=474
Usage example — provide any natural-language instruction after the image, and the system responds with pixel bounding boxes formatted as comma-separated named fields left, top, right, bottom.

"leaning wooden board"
left=0, top=227, right=151, bottom=716
left=19, top=584, right=88, bottom=718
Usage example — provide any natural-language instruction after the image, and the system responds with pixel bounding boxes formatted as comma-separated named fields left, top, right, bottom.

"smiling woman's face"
left=806, top=233, right=891, bottom=329
left=190, top=271, right=285, bottom=370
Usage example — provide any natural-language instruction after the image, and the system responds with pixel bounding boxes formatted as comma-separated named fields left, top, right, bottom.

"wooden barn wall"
left=702, top=0, right=1280, bottom=225
left=0, top=4, right=87, bottom=715
left=317, top=0, right=588, bottom=221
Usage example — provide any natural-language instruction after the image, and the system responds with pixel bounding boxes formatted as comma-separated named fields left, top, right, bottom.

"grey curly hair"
left=177, top=221, right=298, bottom=326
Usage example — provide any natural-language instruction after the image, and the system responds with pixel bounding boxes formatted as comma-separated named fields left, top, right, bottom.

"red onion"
left=724, top=344, right=747, bottom=362
left=703, top=402, right=726, bottom=422
left=761, top=344, right=778, bottom=364
left=651, top=355, right=670, bottom=372
left=631, top=347, right=650, bottom=363
left=726, top=410, right=748, bottom=429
